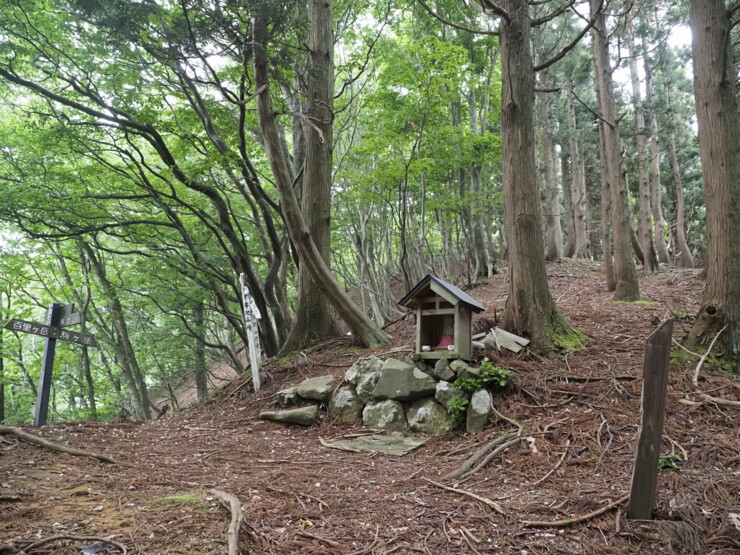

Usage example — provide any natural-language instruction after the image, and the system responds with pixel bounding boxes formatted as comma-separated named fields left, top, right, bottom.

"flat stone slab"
left=296, top=375, right=336, bottom=402
left=259, top=405, right=318, bottom=426
left=372, top=362, right=437, bottom=401
left=322, top=434, right=429, bottom=456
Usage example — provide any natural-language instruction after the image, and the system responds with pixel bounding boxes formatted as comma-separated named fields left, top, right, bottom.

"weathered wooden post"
left=627, top=319, right=673, bottom=520
left=34, top=303, right=61, bottom=427
left=239, top=274, right=262, bottom=392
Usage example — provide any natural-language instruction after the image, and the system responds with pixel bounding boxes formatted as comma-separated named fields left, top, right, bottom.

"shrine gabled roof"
left=398, top=275, right=485, bottom=313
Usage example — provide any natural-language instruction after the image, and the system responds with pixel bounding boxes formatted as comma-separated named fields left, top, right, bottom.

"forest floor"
left=1, top=260, right=739, bottom=554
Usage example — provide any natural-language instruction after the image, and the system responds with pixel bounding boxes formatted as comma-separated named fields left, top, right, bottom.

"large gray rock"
left=328, top=386, right=364, bottom=423
left=435, top=380, right=468, bottom=410
left=466, top=389, right=493, bottom=434
left=345, top=356, right=383, bottom=385
left=451, top=360, right=481, bottom=381
left=260, top=405, right=318, bottom=426
left=296, top=375, right=336, bottom=402
left=407, top=398, right=455, bottom=435
left=356, top=369, right=380, bottom=403
left=372, top=360, right=437, bottom=401
left=432, top=359, right=455, bottom=381
left=362, top=400, right=408, bottom=433
left=275, top=387, right=299, bottom=407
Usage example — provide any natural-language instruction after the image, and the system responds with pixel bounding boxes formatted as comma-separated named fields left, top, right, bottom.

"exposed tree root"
left=690, top=327, right=740, bottom=408
left=0, top=426, right=126, bottom=465
left=422, top=478, right=505, bottom=515
left=523, top=493, right=630, bottom=528
left=21, top=535, right=127, bottom=554
left=210, top=489, right=245, bottom=555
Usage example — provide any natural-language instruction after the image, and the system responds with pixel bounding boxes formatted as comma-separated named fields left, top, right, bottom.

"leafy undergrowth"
left=1, top=260, right=738, bottom=554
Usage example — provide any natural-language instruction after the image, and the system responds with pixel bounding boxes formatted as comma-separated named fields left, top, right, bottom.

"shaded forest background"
left=0, top=0, right=737, bottom=424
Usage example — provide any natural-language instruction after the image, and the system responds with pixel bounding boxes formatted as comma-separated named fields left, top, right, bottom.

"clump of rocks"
left=261, top=356, right=502, bottom=435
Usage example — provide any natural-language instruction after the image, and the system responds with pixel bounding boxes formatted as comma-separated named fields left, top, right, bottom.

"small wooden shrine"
left=399, top=275, right=485, bottom=361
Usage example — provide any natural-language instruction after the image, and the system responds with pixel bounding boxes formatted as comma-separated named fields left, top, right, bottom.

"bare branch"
left=416, top=0, right=499, bottom=36
left=531, top=0, right=576, bottom=26
left=535, top=1, right=606, bottom=72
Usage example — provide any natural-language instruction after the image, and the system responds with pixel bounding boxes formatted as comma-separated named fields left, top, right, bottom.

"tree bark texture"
left=626, top=18, right=658, bottom=272
left=686, top=0, right=740, bottom=355
left=643, top=49, right=672, bottom=265
left=499, top=0, right=574, bottom=350
left=565, top=78, right=590, bottom=259
left=591, top=0, right=639, bottom=300
left=253, top=13, right=389, bottom=349
left=282, top=0, right=340, bottom=352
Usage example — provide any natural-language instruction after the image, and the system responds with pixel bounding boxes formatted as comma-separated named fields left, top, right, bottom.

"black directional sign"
left=58, top=304, right=82, bottom=327
left=4, top=318, right=98, bottom=347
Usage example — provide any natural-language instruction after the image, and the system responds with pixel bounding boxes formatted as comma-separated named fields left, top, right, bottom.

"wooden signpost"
left=627, top=319, right=673, bottom=520
left=239, top=274, right=262, bottom=392
left=4, top=302, right=97, bottom=426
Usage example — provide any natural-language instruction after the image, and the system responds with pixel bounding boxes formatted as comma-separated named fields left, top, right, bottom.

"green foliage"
left=454, top=359, right=511, bottom=393
left=447, top=397, right=469, bottom=423
left=149, top=493, right=205, bottom=507
left=658, top=453, right=683, bottom=471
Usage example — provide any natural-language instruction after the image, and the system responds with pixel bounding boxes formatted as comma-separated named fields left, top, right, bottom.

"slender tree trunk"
left=643, top=48, right=671, bottom=265
left=468, top=89, right=493, bottom=276
left=561, top=149, right=577, bottom=258
left=253, top=13, right=388, bottom=348
left=626, top=17, right=658, bottom=272
left=591, top=0, right=639, bottom=300
left=499, top=0, right=578, bottom=351
left=82, top=244, right=151, bottom=420
left=685, top=0, right=740, bottom=355
left=664, top=74, right=694, bottom=268
left=565, top=77, right=590, bottom=259
left=0, top=292, right=4, bottom=423
left=193, top=301, right=208, bottom=401
left=539, top=90, right=562, bottom=261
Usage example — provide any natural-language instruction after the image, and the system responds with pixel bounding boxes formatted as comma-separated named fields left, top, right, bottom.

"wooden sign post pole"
left=240, top=274, right=262, bottom=392
left=627, top=319, right=673, bottom=520
left=34, top=303, right=62, bottom=427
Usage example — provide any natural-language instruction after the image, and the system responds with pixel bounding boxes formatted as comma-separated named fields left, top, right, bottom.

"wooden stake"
left=626, top=319, right=673, bottom=520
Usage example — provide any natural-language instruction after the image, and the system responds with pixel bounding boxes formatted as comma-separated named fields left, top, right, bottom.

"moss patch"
left=550, top=327, right=588, bottom=353
left=611, top=300, right=660, bottom=306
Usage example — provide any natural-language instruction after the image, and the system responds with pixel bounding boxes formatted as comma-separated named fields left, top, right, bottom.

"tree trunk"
left=565, top=77, right=590, bottom=259
left=193, top=301, right=209, bottom=401
left=664, top=74, right=694, bottom=268
left=561, top=149, right=577, bottom=258
left=685, top=0, right=740, bottom=355
left=0, top=292, right=4, bottom=423
left=82, top=243, right=151, bottom=420
left=281, top=0, right=340, bottom=352
left=539, top=91, right=563, bottom=262
left=626, top=17, right=658, bottom=272
left=499, top=0, right=578, bottom=351
left=643, top=48, right=671, bottom=265
left=591, top=0, right=639, bottom=300
left=468, top=89, right=493, bottom=277
left=253, top=13, right=388, bottom=349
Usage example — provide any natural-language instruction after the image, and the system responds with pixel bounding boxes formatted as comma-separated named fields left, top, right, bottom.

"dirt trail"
left=1, top=261, right=738, bottom=554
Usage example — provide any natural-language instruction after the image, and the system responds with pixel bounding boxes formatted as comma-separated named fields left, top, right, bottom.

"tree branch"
left=416, top=0, right=499, bottom=36
left=534, top=1, right=605, bottom=71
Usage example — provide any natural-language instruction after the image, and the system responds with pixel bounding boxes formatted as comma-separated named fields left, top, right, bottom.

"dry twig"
left=689, top=326, right=740, bottom=408
left=531, top=440, right=570, bottom=487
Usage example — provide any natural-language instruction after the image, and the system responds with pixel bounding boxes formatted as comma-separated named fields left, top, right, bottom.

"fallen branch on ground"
left=21, top=534, right=127, bottom=554
left=523, top=493, right=629, bottom=528
left=210, top=489, right=244, bottom=555
left=422, top=477, right=505, bottom=515
left=531, top=440, right=570, bottom=487
left=0, top=426, right=125, bottom=465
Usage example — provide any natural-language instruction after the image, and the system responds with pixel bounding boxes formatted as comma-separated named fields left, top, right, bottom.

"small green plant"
left=149, top=493, right=204, bottom=507
left=454, top=359, right=511, bottom=392
left=447, top=397, right=469, bottom=422
left=658, top=453, right=683, bottom=471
